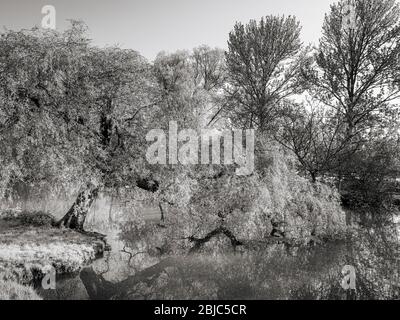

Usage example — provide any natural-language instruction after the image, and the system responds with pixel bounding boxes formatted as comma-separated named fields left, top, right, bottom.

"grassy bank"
left=0, top=210, right=107, bottom=299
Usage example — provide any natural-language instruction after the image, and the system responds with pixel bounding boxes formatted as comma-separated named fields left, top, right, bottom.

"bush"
left=0, top=209, right=56, bottom=227
left=340, top=136, right=400, bottom=209
left=0, top=209, right=22, bottom=220
left=18, top=211, right=56, bottom=227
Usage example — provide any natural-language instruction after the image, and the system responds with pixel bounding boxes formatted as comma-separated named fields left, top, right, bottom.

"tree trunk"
left=310, top=171, right=317, bottom=183
left=159, top=202, right=165, bottom=223
left=57, top=183, right=99, bottom=231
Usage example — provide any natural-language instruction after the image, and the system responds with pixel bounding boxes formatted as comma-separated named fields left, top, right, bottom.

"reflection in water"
left=39, top=210, right=399, bottom=300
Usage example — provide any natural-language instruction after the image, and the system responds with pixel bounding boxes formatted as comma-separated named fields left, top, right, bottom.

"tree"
left=0, top=22, right=160, bottom=230
left=302, top=0, right=400, bottom=142
left=152, top=51, right=200, bottom=127
left=159, top=146, right=346, bottom=254
left=223, top=15, right=306, bottom=131
left=298, top=0, right=400, bottom=197
left=0, top=23, right=96, bottom=204
left=274, top=101, right=357, bottom=182
left=192, top=45, right=226, bottom=91
left=339, top=110, right=400, bottom=208
left=153, top=48, right=226, bottom=129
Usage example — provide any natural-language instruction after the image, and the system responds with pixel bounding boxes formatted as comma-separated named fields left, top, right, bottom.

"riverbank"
left=0, top=210, right=108, bottom=299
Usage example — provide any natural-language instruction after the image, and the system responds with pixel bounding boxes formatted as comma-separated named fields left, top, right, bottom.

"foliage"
left=0, top=209, right=55, bottom=227
left=274, top=101, right=353, bottom=181
left=341, top=133, right=400, bottom=208
left=272, top=0, right=400, bottom=208
left=1, top=1, right=397, bottom=236
left=17, top=211, right=56, bottom=227
left=301, top=0, right=400, bottom=135
left=158, top=144, right=346, bottom=253
left=0, top=21, right=158, bottom=196
left=224, top=15, right=306, bottom=131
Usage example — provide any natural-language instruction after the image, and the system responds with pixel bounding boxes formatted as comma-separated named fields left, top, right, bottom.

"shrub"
left=2, top=210, right=57, bottom=227
left=18, top=211, right=56, bottom=227
left=0, top=209, right=22, bottom=220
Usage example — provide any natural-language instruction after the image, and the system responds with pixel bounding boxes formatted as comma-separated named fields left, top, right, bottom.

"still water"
left=38, top=213, right=399, bottom=300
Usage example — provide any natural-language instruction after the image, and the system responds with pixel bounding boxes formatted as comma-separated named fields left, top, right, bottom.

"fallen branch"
left=188, top=226, right=243, bottom=253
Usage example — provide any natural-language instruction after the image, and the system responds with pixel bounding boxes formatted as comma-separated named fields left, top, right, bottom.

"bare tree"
left=274, top=101, right=361, bottom=182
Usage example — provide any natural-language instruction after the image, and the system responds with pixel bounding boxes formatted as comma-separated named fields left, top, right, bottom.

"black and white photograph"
left=0, top=0, right=399, bottom=304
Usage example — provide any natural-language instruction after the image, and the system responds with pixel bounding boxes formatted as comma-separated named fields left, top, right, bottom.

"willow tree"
left=0, top=22, right=160, bottom=230
left=192, top=45, right=226, bottom=92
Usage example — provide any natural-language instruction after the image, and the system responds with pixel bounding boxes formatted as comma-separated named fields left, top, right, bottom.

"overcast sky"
left=0, top=0, right=334, bottom=61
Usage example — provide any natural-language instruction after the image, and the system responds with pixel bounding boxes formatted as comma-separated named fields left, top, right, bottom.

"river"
left=37, top=211, right=399, bottom=300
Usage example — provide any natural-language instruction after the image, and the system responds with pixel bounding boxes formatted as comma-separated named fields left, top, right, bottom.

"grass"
left=0, top=279, right=42, bottom=300
left=0, top=210, right=107, bottom=290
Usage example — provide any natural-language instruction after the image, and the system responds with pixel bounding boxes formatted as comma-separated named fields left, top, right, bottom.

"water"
left=38, top=213, right=400, bottom=300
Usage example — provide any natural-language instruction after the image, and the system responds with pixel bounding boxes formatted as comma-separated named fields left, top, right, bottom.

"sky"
left=0, top=0, right=335, bottom=61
